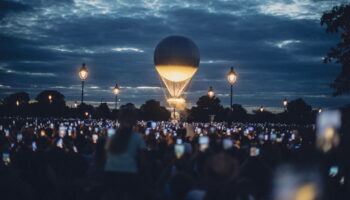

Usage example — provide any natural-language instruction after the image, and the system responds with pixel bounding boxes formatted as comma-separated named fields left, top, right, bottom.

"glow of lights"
left=260, top=106, right=264, bottom=112
left=208, top=86, right=215, bottom=98
left=113, top=84, right=120, bottom=95
left=16, top=100, right=20, bottom=106
left=48, top=95, right=52, bottom=100
left=85, top=112, right=89, bottom=116
left=74, top=102, right=78, bottom=108
left=227, top=67, right=237, bottom=85
left=283, top=98, right=288, bottom=107
left=156, top=65, right=197, bottom=97
left=167, top=97, right=186, bottom=104
left=79, top=63, right=89, bottom=80
left=318, top=109, right=322, bottom=113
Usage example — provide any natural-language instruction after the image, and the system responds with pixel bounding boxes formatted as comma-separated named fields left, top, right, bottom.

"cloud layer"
left=0, top=0, right=348, bottom=110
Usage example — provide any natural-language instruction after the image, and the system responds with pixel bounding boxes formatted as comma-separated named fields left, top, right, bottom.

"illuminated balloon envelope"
left=154, top=36, right=200, bottom=105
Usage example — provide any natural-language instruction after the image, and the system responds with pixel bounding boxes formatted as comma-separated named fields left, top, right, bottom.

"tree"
left=252, top=109, right=276, bottom=122
left=229, top=104, right=248, bottom=122
left=189, top=95, right=225, bottom=122
left=3, top=92, right=30, bottom=106
left=36, top=90, right=65, bottom=106
left=286, top=98, right=313, bottom=124
left=35, top=90, right=66, bottom=116
left=120, top=103, right=137, bottom=110
left=321, top=4, right=350, bottom=96
left=140, top=100, right=170, bottom=121
left=96, top=103, right=110, bottom=118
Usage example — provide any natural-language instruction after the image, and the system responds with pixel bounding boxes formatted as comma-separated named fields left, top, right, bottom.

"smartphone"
left=17, top=133, right=23, bottom=142
left=329, top=166, right=339, bottom=177
left=32, top=142, right=37, bottom=151
left=316, top=110, right=341, bottom=152
left=291, top=134, right=295, bottom=140
left=176, top=138, right=182, bottom=144
left=2, top=153, right=10, bottom=165
left=223, top=138, right=233, bottom=150
left=199, top=136, right=209, bottom=152
left=73, top=146, right=78, bottom=153
left=151, top=122, right=157, bottom=130
left=107, top=128, right=116, bottom=137
left=276, top=137, right=283, bottom=143
left=56, top=138, right=63, bottom=148
left=250, top=147, right=260, bottom=157
left=145, top=128, right=151, bottom=136
left=270, top=133, right=277, bottom=140
left=59, top=126, right=66, bottom=138
left=174, top=144, right=185, bottom=159
left=92, top=134, right=98, bottom=143
left=68, top=129, right=72, bottom=136
left=4, top=129, right=9, bottom=137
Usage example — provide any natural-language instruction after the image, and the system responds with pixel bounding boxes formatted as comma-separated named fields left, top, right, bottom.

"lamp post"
left=260, top=106, right=264, bottom=112
left=227, top=67, right=237, bottom=109
left=113, top=84, right=120, bottom=110
left=74, top=101, right=78, bottom=108
left=208, top=86, right=215, bottom=98
left=283, top=98, right=288, bottom=111
left=78, top=63, right=89, bottom=104
left=48, top=95, right=52, bottom=104
left=208, top=86, right=215, bottom=122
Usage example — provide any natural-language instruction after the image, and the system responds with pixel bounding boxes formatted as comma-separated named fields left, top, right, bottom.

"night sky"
left=0, top=0, right=349, bottom=112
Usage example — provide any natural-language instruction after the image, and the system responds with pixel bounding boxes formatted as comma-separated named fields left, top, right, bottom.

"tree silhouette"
left=3, top=92, right=30, bottom=106
left=35, top=90, right=66, bottom=116
left=36, top=90, right=66, bottom=106
left=96, top=103, right=110, bottom=118
left=229, top=104, right=248, bottom=122
left=120, top=103, right=137, bottom=110
left=140, top=99, right=170, bottom=121
left=286, top=98, right=313, bottom=124
left=189, top=95, right=225, bottom=122
left=321, top=4, right=350, bottom=96
left=252, top=108, right=276, bottom=122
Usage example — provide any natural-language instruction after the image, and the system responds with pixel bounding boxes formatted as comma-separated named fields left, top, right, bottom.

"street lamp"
left=48, top=95, right=52, bottom=104
left=113, top=84, right=120, bottom=110
left=208, top=86, right=215, bottom=98
left=318, top=108, right=322, bottom=113
left=227, top=67, right=237, bottom=109
left=16, top=100, right=20, bottom=107
left=260, top=106, right=264, bottom=112
left=74, top=101, right=78, bottom=108
left=283, top=98, right=288, bottom=111
left=78, top=63, right=89, bottom=104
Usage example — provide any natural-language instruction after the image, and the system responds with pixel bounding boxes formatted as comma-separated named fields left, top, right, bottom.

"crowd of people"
left=0, top=107, right=349, bottom=200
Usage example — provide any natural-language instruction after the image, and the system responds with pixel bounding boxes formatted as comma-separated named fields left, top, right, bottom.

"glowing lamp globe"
left=79, top=63, right=89, bottom=80
left=227, top=67, right=237, bottom=85
left=113, top=84, right=120, bottom=96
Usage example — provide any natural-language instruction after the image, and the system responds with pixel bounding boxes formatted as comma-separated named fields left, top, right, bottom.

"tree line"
left=0, top=90, right=346, bottom=124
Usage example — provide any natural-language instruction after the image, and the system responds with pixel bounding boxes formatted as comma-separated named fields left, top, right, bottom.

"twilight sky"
left=0, top=0, right=349, bottom=112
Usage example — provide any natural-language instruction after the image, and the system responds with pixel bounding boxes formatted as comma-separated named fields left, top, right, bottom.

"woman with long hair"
left=103, top=105, right=146, bottom=200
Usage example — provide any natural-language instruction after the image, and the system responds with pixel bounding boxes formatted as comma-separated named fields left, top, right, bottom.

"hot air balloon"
left=154, top=36, right=200, bottom=115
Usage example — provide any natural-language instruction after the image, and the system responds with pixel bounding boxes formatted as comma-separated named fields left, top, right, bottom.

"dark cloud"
left=0, top=0, right=348, bottom=110
left=0, top=0, right=31, bottom=19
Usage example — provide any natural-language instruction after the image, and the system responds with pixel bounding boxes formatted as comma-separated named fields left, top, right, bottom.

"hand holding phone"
left=174, top=144, right=185, bottom=159
left=199, top=136, right=209, bottom=152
